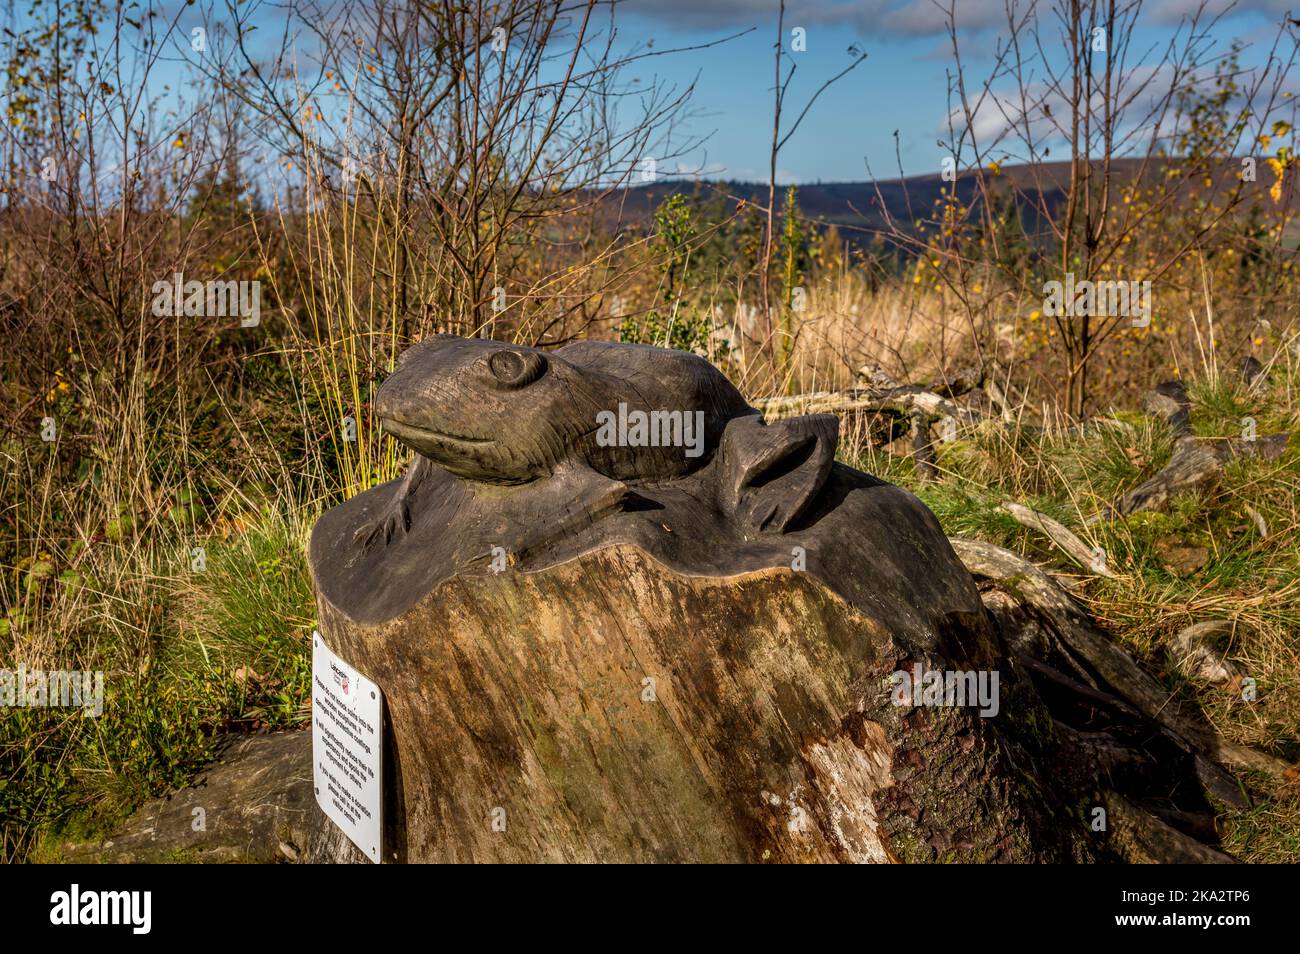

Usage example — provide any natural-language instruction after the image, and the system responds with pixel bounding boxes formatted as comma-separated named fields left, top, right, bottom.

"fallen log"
left=52, top=732, right=313, bottom=863
left=932, top=363, right=985, bottom=398
left=1115, top=433, right=1291, bottom=516
left=755, top=385, right=980, bottom=477
left=1100, top=379, right=1293, bottom=518
left=1118, top=437, right=1219, bottom=515
left=965, top=551, right=1254, bottom=859
left=1000, top=501, right=1115, bottom=578
left=1104, top=792, right=1238, bottom=864
left=948, top=537, right=1291, bottom=784
left=753, top=385, right=980, bottom=426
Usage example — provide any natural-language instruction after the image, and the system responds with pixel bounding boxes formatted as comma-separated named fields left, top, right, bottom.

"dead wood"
left=1000, top=501, right=1115, bottom=577
left=1170, top=620, right=1240, bottom=686
left=1104, top=792, right=1238, bottom=864
left=754, top=385, right=980, bottom=426
left=911, top=409, right=938, bottom=481
left=1101, top=381, right=1293, bottom=518
left=949, top=537, right=1291, bottom=784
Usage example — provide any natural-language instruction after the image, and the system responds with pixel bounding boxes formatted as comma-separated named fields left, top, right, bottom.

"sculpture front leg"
left=353, top=456, right=430, bottom=550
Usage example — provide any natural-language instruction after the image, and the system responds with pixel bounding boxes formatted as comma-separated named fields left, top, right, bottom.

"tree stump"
left=303, top=335, right=1250, bottom=863
left=307, top=540, right=1089, bottom=863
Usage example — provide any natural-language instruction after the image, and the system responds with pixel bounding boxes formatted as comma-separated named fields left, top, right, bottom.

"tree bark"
left=306, top=544, right=1091, bottom=863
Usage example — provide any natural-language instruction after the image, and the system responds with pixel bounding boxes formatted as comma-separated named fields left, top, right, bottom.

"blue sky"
left=615, top=0, right=1300, bottom=182
left=7, top=0, right=1297, bottom=187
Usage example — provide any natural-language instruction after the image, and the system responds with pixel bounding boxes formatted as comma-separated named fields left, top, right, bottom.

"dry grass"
left=836, top=333, right=1300, bottom=861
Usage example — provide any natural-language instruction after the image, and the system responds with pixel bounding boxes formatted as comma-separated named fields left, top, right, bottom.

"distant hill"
left=597, top=157, right=1298, bottom=248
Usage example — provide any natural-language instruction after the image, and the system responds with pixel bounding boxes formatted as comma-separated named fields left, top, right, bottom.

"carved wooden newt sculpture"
left=312, top=334, right=987, bottom=657
left=354, top=334, right=755, bottom=546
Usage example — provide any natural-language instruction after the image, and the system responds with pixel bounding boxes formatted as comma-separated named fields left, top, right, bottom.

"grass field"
left=4, top=315, right=1297, bottom=862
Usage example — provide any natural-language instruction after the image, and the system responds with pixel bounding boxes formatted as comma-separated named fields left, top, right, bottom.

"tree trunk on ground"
left=53, top=733, right=314, bottom=864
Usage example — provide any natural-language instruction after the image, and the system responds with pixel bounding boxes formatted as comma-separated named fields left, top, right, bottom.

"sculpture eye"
left=487, top=349, right=548, bottom=389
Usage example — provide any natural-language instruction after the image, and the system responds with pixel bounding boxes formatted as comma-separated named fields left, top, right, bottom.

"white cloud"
left=624, top=0, right=1298, bottom=37
left=1144, top=0, right=1296, bottom=24
left=623, top=0, right=1007, bottom=35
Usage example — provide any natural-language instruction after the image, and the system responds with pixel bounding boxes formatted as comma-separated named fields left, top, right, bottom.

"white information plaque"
left=312, top=631, right=383, bottom=863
